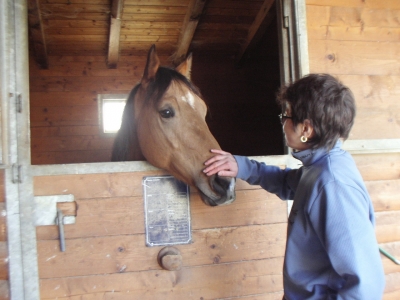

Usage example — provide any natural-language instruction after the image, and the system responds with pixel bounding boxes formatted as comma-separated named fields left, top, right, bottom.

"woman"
left=203, top=74, right=385, bottom=299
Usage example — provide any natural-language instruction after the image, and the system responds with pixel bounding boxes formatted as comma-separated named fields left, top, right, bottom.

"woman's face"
left=282, top=105, right=313, bottom=152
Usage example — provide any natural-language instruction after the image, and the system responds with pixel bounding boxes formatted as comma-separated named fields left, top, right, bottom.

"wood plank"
left=335, top=75, right=400, bottom=110
left=41, top=12, right=109, bottom=21
left=383, top=272, right=400, bottom=299
left=31, top=148, right=113, bottom=165
left=306, top=0, right=400, bottom=10
left=28, top=0, right=48, bottom=68
left=35, top=189, right=287, bottom=240
left=123, top=6, right=188, bottom=15
left=31, top=136, right=114, bottom=152
left=37, top=223, right=286, bottom=278
left=0, top=281, right=9, bottom=300
left=0, top=204, right=6, bottom=242
left=123, top=0, right=191, bottom=6
left=30, top=62, right=145, bottom=77
left=122, top=13, right=185, bottom=22
left=308, top=39, right=400, bottom=76
left=39, top=258, right=284, bottom=298
left=375, top=211, right=400, bottom=244
left=31, top=125, right=101, bottom=136
left=0, top=242, right=8, bottom=280
left=308, top=25, right=400, bottom=43
left=120, top=42, right=179, bottom=56
left=31, top=149, right=112, bottom=165
left=44, top=19, right=109, bottom=28
left=366, top=180, right=400, bottom=212
left=306, top=5, right=400, bottom=28
left=121, top=27, right=181, bottom=37
left=29, top=76, right=134, bottom=92
left=30, top=106, right=98, bottom=126
left=39, top=3, right=110, bottom=14
left=33, top=171, right=168, bottom=199
left=121, top=21, right=182, bottom=29
left=47, top=35, right=108, bottom=42
left=225, top=293, right=284, bottom=300
left=351, top=107, right=400, bottom=140
left=30, top=92, right=97, bottom=109
left=172, top=0, right=207, bottom=65
left=45, top=27, right=109, bottom=35
left=47, top=44, right=108, bottom=56
left=33, top=172, right=278, bottom=200
left=107, top=0, right=124, bottom=68
left=379, top=241, right=400, bottom=275
left=352, top=153, right=400, bottom=181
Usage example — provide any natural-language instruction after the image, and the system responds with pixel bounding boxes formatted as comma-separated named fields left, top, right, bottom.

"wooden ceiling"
left=28, top=0, right=276, bottom=69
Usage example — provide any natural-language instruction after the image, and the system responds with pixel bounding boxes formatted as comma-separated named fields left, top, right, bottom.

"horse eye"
left=159, top=108, right=175, bottom=118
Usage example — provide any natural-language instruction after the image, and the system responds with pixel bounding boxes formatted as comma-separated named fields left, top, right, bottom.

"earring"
left=300, top=136, right=308, bottom=143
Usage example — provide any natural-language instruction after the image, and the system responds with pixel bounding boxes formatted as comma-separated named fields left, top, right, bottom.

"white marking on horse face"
left=181, top=91, right=195, bottom=109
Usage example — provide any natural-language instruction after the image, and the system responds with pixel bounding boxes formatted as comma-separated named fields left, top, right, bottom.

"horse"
left=111, top=45, right=236, bottom=206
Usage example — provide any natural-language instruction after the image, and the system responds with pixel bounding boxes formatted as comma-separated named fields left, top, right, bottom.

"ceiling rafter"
left=236, top=0, right=275, bottom=64
left=28, top=0, right=48, bottom=69
left=172, top=0, right=207, bottom=66
left=107, top=0, right=124, bottom=69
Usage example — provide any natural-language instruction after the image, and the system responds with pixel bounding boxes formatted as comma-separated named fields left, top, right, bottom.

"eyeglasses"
left=278, top=114, right=293, bottom=124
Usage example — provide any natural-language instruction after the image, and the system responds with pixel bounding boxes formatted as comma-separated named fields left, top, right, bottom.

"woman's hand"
left=203, top=149, right=238, bottom=177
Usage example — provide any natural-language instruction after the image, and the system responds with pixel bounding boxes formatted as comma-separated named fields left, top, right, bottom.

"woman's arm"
left=204, top=149, right=301, bottom=200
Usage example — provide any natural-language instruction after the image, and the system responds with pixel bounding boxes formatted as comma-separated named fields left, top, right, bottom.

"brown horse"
left=112, top=45, right=236, bottom=206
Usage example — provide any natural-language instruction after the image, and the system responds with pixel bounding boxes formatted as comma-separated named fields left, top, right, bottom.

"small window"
left=98, top=94, right=128, bottom=134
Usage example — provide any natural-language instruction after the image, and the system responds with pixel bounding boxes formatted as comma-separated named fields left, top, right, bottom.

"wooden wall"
left=29, top=55, right=162, bottom=165
left=29, top=18, right=283, bottom=165
left=306, top=0, right=400, bottom=298
left=33, top=169, right=288, bottom=299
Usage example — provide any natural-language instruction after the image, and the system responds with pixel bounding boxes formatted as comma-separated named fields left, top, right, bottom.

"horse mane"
left=111, top=84, right=141, bottom=161
left=111, top=66, right=202, bottom=162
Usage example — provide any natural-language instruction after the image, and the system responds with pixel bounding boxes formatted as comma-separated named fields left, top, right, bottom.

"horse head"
left=112, top=45, right=236, bottom=206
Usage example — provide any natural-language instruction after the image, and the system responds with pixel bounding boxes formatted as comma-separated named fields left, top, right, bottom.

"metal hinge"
left=11, top=164, right=22, bottom=183
left=16, top=93, right=22, bottom=113
left=284, top=16, right=290, bottom=28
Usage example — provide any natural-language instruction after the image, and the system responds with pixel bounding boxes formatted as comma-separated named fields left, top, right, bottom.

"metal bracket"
left=16, top=93, right=22, bottom=113
left=34, top=194, right=76, bottom=226
left=34, top=194, right=76, bottom=252
left=11, top=164, right=22, bottom=183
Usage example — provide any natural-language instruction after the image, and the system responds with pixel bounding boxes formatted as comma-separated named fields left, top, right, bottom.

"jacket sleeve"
left=309, top=181, right=385, bottom=299
left=234, top=155, right=302, bottom=200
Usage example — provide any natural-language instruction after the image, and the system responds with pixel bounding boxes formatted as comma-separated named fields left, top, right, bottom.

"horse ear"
left=141, top=44, right=160, bottom=88
left=175, top=53, right=192, bottom=80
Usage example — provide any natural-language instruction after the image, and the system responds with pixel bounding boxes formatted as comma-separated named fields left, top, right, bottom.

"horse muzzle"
left=198, top=174, right=236, bottom=206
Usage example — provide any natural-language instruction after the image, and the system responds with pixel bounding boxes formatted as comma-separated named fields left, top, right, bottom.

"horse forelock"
left=146, top=67, right=202, bottom=106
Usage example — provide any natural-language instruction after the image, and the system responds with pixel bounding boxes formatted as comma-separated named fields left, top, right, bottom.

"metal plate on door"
left=143, top=175, right=191, bottom=247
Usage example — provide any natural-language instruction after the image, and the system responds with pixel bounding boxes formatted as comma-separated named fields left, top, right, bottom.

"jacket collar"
left=291, top=140, right=343, bottom=167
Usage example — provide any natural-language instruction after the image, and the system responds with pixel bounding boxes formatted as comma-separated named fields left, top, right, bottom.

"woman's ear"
left=302, top=119, right=315, bottom=139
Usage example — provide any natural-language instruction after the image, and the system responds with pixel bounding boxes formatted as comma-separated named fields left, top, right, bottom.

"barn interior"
left=28, top=0, right=284, bottom=165
left=7, top=1, right=398, bottom=298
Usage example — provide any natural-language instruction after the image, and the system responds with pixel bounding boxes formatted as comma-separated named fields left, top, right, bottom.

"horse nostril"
left=212, top=175, right=235, bottom=197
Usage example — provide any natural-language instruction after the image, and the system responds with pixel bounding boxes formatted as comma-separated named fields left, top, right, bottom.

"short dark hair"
left=277, top=74, right=356, bottom=150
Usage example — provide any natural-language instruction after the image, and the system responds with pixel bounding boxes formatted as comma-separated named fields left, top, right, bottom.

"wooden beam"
left=236, top=0, right=275, bottom=64
left=28, top=0, right=48, bottom=69
left=172, top=0, right=207, bottom=66
left=107, top=0, right=123, bottom=69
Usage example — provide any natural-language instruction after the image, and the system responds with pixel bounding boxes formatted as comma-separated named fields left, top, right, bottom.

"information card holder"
left=143, top=175, right=192, bottom=247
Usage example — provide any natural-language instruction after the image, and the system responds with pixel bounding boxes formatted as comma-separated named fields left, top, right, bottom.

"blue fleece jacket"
left=234, top=142, right=385, bottom=299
